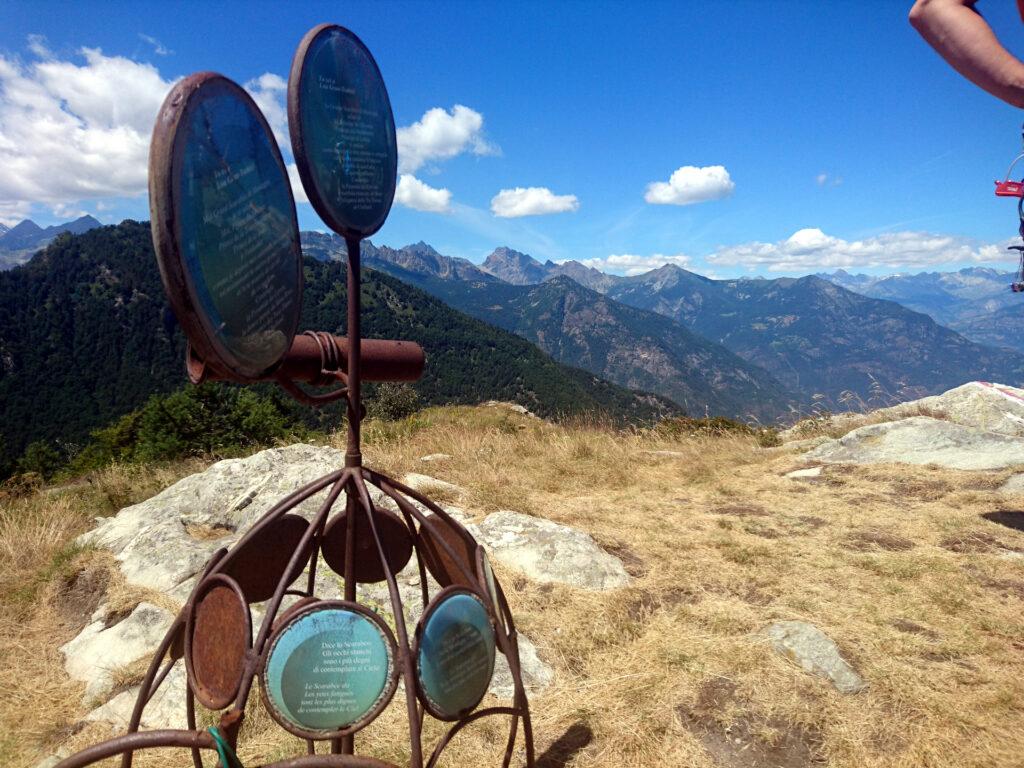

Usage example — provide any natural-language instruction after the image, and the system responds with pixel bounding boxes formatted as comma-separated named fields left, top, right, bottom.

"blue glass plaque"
left=263, top=604, right=395, bottom=735
left=416, top=590, right=496, bottom=720
left=174, top=80, right=301, bottom=379
left=290, top=25, right=397, bottom=238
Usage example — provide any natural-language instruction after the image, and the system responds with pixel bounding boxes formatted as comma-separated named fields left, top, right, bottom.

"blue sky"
left=3, top=0, right=1024, bottom=278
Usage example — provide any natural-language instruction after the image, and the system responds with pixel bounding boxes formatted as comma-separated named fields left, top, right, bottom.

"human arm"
left=909, top=0, right=1024, bottom=107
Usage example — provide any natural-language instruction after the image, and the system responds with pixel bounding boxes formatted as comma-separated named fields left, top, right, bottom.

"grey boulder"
left=477, top=510, right=630, bottom=590
left=758, top=620, right=865, bottom=694
left=804, top=416, right=1024, bottom=471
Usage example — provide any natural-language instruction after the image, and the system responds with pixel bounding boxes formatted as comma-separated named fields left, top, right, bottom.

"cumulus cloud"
left=0, top=199, right=32, bottom=226
left=490, top=186, right=579, bottom=218
left=579, top=252, right=692, bottom=276
left=395, top=174, right=451, bottom=213
left=286, top=164, right=309, bottom=204
left=707, top=227, right=1011, bottom=271
left=644, top=165, right=735, bottom=206
left=0, top=46, right=175, bottom=207
left=397, top=105, right=497, bottom=174
left=245, top=72, right=288, bottom=147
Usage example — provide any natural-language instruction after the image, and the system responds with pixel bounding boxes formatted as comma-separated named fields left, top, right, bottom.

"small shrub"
left=366, top=383, right=420, bottom=422
left=16, top=440, right=63, bottom=480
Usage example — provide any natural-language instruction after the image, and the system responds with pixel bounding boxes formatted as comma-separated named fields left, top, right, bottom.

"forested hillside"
left=0, top=222, right=675, bottom=477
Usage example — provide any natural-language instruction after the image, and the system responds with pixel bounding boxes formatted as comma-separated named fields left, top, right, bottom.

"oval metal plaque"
left=288, top=24, right=397, bottom=239
left=321, top=507, right=413, bottom=583
left=414, top=588, right=496, bottom=721
left=261, top=601, right=398, bottom=738
left=150, top=72, right=303, bottom=381
left=185, top=574, right=252, bottom=710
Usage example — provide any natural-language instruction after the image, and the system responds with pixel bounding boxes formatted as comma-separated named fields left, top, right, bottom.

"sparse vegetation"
left=4, top=404, right=1024, bottom=767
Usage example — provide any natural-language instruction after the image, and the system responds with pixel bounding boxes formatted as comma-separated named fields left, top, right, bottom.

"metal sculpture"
left=56, top=23, right=534, bottom=768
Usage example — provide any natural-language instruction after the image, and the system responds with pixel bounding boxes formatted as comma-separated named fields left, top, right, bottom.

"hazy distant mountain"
left=301, top=235, right=1024, bottom=407
left=0, top=223, right=9, bottom=237
left=0, top=215, right=102, bottom=269
left=604, top=265, right=1024, bottom=405
left=819, top=267, right=1024, bottom=352
left=303, top=231, right=496, bottom=282
left=362, top=263, right=796, bottom=421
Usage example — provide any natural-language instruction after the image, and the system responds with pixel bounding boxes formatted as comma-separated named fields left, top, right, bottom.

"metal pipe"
left=188, top=336, right=424, bottom=385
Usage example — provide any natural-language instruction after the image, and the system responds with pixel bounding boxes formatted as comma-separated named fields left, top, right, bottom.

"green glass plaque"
left=416, top=589, right=496, bottom=720
left=263, top=602, right=396, bottom=736
left=173, top=78, right=302, bottom=379
left=288, top=24, right=397, bottom=239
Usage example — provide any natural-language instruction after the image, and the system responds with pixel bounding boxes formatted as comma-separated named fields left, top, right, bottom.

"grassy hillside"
left=3, top=405, right=1024, bottom=766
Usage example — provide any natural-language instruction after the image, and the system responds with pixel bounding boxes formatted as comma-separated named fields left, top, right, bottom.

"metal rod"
left=345, top=237, right=362, bottom=468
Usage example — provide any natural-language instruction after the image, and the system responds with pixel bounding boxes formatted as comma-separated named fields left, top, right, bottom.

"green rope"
left=208, top=726, right=244, bottom=768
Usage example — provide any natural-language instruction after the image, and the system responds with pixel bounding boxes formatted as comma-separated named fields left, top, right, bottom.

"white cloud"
left=579, top=252, right=692, bottom=276
left=707, top=227, right=1013, bottom=271
left=395, top=174, right=451, bottom=213
left=397, top=104, right=497, bottom=174
left=490, top=186, right=579, bottom=218
left=245, top=72, right=288, bottom=147
left=0, top=46, right=175, bottom=206
left=0, top=199, right=32, bottom=226
left=644, top=165, right=735, bottom=206
left=286, top=164, right=309, bottom=204
left=816, top=172, right=842, bottom=187
left=139, top=34, right=172, bottom=56
left=51, top=202, right=87, bottom=219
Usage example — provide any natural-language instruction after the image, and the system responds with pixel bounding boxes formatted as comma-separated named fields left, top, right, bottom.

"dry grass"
left=5, top=404, right=1024, bottom=767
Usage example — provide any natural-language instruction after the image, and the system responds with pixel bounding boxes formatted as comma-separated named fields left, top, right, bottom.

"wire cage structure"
left=55, top=23, right=535, bottom=768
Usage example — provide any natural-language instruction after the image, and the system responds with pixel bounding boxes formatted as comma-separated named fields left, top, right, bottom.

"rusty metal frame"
left=57, top=21, right=534, bottom=768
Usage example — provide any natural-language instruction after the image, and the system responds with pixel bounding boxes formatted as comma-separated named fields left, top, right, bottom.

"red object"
left=995, top=180, right=1024, bottom=197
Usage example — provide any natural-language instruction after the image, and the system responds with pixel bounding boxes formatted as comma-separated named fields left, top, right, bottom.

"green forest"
left=0, top=221, right=677, bottom=479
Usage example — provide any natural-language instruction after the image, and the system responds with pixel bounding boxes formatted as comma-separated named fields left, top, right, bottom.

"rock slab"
left=805, top=416, right=1024, bottom=471
left=60, top=602, right=175, bottom=704
left=78, top=445, right=381, bottom=592
left=759, top=620, right=865, bottom=694
left=477, top=510, right=630, bottom=590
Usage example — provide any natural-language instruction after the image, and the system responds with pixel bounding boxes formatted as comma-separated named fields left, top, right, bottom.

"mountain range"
left=304, top=236, right=1024, bottom=410
left=819, top=267, right=1024, bottom=353
left=0, top=221, right=674, bottom=477
left=0, top=215, right=102, bottom=270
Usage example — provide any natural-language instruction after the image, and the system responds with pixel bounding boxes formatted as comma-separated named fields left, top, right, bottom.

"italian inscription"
left=264, top=607, right=394, bottom=733
left=296, top=27, right=396, bottom=236
left=176, top=86, right=301, bottom=377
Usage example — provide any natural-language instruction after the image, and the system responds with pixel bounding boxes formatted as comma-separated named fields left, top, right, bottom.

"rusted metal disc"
left=475, top=547, right=507, bottom=641
left=321, top=507, right=413, bottom=583
left=260, top=600, right=399, bottom=739
left=413, top=587, right=496, bottom=721
left=418, top=514, right=477, bottom=590
left=220, top=514, right=311, bottom=603
left=149, top=71, right=303, bottom=383
left=184, top=573, right=251, bottom=710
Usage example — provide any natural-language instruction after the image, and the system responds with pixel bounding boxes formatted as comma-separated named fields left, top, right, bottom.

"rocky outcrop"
left=61, top=452, right=624, bottom=731
left=477, top=510, right=630, bottom=590
left=804, top=416, right=1024, bottom=471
